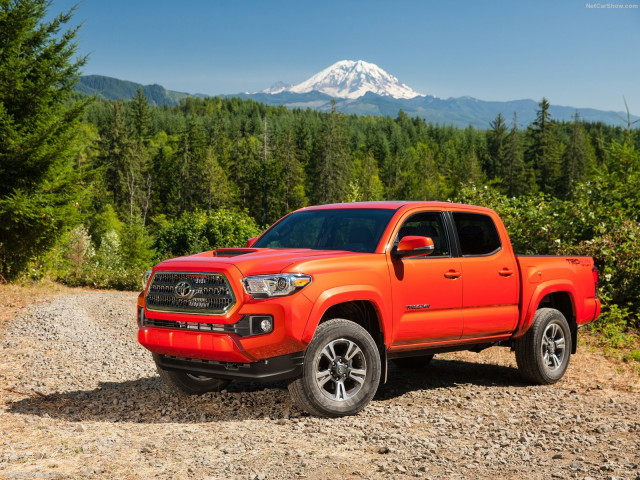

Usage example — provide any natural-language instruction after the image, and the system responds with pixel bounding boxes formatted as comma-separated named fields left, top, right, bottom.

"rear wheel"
left=155, top=362, right=231, bottom=395
left=515, top=308, right=572, bottom=384
left=288, top=318, right=381, bottom=417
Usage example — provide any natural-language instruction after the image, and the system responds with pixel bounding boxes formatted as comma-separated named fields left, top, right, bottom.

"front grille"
left=145, top=271, right=235, bottom=315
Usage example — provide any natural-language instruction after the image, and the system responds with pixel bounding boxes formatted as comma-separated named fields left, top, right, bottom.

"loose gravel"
left=1, top=291, right=639, bottom=479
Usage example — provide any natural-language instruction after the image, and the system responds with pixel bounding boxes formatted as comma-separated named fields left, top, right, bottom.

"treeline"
left=79, top=91, right=635, bottom=227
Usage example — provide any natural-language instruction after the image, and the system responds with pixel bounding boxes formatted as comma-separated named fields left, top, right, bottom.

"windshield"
left=254, top=208, right=396, bottom=253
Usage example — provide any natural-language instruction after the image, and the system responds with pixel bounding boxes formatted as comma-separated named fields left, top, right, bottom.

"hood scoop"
left=213, top=248, right=259, bottom=257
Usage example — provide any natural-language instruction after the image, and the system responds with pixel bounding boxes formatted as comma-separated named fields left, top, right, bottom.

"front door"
left=388, top=211, right=463, bottom=347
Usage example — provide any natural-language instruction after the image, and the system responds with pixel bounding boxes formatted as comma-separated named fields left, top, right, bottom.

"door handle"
left=444, top=270, right=461, bottom=279
left=499, top=268, right=514, bottom=277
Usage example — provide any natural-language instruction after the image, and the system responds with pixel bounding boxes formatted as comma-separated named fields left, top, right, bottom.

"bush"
left=53, top=225, right=152, bottom=290
left=154, top=209, right=261, bottom=260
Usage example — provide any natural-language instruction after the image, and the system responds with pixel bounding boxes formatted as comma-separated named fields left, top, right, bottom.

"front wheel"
left=515, top=308, right=572, bottom=384
left=288, top=318, right=381, bottom=417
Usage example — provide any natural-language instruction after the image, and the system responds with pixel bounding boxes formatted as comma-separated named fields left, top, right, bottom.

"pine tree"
left=99, top=101, right=134, bottom=215
left=312, top=100, right=352, bottom=204
left=560, top=111, right=595, bottom=199
left=503, top=113, right=529, bottom=197
left=527, top=98, right=563, bottom=193
left=487, top=113, right=508, bottom=180
left=129, top=87, right=151, bottom=147
left=0, top=0, right=87, bottom=278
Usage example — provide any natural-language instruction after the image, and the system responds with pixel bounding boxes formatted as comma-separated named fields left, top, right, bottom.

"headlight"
left=142, top=270, right=152, bottom=290
left=242, top=273, right=312, bottom=299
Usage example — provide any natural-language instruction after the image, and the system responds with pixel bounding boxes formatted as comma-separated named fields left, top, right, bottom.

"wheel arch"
left=302, top=286, right=389, bottom=345
left=302, top=287, right=389, bottom=383
left=515, top=282, right=578, bottom=354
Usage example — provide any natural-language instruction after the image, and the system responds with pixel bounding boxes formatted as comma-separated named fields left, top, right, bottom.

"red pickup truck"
left=137, top=202, right=601, bottom=417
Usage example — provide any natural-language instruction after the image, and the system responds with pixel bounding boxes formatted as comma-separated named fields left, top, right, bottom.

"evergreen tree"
left=0, top=0, right=86, bottom=278
left=99, top=101, right=135, bottom=215
left=129, top=87, right=151, bottom=146
left=502, top=113, right=529, bottom=197
left=487, top=113, right=508, bottom=180
left=178, top=119, right=208, bottom=213
left=312, top=101, right=352, bottom=204
left=560, top=111, right=595, bottom=199
left=527, top=98, right=563, bottom=193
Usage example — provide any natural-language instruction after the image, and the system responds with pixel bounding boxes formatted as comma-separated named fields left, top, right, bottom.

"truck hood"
left=154, top=248, right=367, bottom=277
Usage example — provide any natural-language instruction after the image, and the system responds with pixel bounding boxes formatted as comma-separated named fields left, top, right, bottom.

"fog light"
left=260, top=318, right=273, bottom=332
left=249, top=315, right=274, bottom=335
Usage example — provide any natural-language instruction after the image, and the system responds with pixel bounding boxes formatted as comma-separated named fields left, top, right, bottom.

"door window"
left=395, top=212, right=450, bottom=257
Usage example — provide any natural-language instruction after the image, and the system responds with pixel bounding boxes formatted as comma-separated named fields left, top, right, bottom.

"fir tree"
left=503, top=113, right=529, bottom=197
left=487, top=113, right=508, bottom=180
left=560, top=111, right=595, bottom=199
left=312, top=100, right=352, bottom=204
left=0, top=0, right=86, bottom=278
left=527, top=98, right=563, bottom=193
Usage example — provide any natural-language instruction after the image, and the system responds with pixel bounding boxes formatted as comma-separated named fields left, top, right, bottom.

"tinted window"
left=453, top=213, right=501, bottom=256
left=395, top=212, right=450, bottom=257
left=254, top=209, right=396, bottom=253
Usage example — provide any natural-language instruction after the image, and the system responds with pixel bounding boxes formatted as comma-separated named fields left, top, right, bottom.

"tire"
left=288, top=318, right=381, bottom=417
left=392, top=354, right=434, bottom=369
left=515, top=308, right=572, bottom=384
left=155, top=362, right=231, bottom=395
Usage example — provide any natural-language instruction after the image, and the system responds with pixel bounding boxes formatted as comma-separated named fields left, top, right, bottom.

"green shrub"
left=154, top=209, right=261, bottom=260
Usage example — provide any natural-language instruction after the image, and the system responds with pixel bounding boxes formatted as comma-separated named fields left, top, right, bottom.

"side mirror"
left=392, top=236, right=435, bottom=259
left=246, top=237, right=258, bottom=248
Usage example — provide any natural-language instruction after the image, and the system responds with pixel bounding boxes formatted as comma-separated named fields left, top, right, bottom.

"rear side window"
left=453, top=213, right=501, bottom=256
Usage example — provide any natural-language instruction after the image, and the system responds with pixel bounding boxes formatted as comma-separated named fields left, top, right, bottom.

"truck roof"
left=298, top=201, right=494, bottom=213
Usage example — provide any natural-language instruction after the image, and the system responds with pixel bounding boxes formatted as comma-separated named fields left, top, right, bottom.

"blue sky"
left=50, top=0, right=640, bottom=114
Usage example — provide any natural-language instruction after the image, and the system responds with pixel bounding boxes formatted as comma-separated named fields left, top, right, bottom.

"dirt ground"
left=0, top=286, right=639, bottom=480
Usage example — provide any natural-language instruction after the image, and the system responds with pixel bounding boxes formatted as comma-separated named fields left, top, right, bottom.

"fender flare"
left=301, top=285, right=390, bottom=345
left=514, top=280, right=578, bottom=338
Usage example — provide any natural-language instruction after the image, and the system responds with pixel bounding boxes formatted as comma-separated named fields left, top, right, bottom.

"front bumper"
left=137, top=277, right=314, bottom=364
left=153, top=351, right=304, bottom=382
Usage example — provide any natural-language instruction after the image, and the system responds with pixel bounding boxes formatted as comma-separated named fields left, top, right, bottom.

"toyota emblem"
left=175, top=280, right=194, bottom=299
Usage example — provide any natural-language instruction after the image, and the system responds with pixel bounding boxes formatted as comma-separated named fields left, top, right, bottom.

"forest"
left=1, top=0, right=639, bottom=335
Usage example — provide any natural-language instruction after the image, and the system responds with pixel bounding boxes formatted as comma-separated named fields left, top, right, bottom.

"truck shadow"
left=376, top=358, right=527, bottom=401
left=7, top=359, right=528, bottom=423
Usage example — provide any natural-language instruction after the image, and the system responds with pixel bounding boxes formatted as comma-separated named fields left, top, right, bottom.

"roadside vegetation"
left=0, top=1, right=638, bottom=355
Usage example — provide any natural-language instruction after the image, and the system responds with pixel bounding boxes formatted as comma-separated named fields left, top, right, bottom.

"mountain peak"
left=263, top=60, right=424, bottom=100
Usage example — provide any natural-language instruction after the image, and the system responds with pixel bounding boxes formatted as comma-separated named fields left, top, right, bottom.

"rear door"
left=452, top=212, right=519, bottom=339
left=388, top=211, right=463, bottom=347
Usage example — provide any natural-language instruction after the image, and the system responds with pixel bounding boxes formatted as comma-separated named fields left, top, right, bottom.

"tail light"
left=592, top=265, right=599, bottom=298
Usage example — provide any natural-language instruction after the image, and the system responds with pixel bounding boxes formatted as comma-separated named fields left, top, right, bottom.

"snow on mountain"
left=262, top=81, right=291, bottom=94
left=263, top=60, right=424, bottom=100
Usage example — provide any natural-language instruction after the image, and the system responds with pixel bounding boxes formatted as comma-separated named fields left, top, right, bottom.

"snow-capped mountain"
left=261, top=81, right=291, bottom=95
left=262, top=60, right=424, bottom=100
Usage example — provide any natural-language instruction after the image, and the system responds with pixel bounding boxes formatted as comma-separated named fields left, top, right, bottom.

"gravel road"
left=1, top=291, right=639, bottom=480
